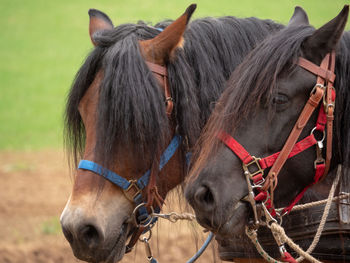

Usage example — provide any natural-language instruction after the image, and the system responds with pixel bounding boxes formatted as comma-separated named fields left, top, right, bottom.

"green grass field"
left=1, top=0, right=349, bottom=150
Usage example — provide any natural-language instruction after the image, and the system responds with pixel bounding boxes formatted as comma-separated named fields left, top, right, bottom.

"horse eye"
left=272, top=94, right=288, bottom=105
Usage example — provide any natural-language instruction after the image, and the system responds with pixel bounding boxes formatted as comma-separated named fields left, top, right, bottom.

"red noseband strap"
left=218, top=133, right=317, bottom=169
left=218, top=51, right=336, bottom=217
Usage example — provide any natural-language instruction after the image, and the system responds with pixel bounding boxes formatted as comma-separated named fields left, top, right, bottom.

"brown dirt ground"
left=0, top=150, right=222, bottom=263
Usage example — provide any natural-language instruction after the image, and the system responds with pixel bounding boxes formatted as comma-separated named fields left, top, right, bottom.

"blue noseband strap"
left=78, top=160, right=131, bottom=189
left=78, top=134, right=182, bottom=197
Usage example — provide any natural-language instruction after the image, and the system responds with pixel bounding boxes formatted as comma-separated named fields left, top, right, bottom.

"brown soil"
left=0, top=150, right=221, bottom=263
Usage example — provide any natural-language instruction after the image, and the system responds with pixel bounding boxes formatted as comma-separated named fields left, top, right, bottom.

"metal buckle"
left=314, top=158, right=325, bottom=169
left=124, top=180, right=142, bottom=202
left=323, top=86, right=336, bottom=114
left=310, top=83, right=326, bottom=95
left=242, top=156, right=264, bottom=178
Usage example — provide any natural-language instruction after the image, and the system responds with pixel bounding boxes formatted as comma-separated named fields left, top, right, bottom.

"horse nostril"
left=194, top=185, right=215, bottom=208
left=62, top=225, right=74, bottom=244
left=78, top=224, right=101, bottom=249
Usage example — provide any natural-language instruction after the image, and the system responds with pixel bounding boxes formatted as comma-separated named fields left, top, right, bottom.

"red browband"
left=218, top=51, right=336, bottom=217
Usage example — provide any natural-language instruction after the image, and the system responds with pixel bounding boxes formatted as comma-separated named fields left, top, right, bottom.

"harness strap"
left=78, top=135, right=181, bottom=195
left=217, top=132, right=254, bottom=165
left=281, top=163, right=325, bottom=215
left=218, top=132, right=318, bottom=170
left=146, top=61, right=174, bottom=117
left=298, top=57, right=335, bottom=83
left=262, top=53, right=335, bottom=191
left=218, top=52, right=336, bottom=220
left=324, top=51, right=336, bottom=176
left=79, top=135, right=181, bottom=254
left=262, top=85, right=325, bottom=191
left=146, top=61, right=168, bottom=76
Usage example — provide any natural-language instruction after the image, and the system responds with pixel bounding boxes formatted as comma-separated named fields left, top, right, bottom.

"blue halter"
left=78, top=134, right=181, bottom=197
left=78, top=134, right=181, bottom=225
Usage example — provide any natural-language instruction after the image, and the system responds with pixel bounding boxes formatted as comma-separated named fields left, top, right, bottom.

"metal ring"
left=132, top=203, right=154, bottom=228
left=310, top=127, right=325, bottom=143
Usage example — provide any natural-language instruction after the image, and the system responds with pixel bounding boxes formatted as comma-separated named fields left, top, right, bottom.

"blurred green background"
left=1, top=0, right=349, bottom=150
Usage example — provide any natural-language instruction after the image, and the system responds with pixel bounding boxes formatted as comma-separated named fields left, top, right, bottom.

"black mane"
left=65, top=16, right=283, bottom=167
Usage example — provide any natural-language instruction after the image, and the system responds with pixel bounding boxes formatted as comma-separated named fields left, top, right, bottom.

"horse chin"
left=215, top=201, right=248, bottom=238
left=102, top=222, right=140, bottom=263
left=103, top=223, right=129, bottom=263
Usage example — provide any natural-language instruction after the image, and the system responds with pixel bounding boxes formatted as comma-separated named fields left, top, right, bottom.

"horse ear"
left=88, top=9, right=114, bottom=46
left=302, top=5, right=349, bottom=63
left=140, top=4, right=197, bottom=64
left=288, top=6, right=309, bottom=27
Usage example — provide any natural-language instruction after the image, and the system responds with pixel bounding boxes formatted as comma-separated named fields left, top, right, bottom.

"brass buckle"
left=323, top=86, right=335, bottom=114
left=242, top=156, right=264, bottom=178
left=124, top=180, right=142, bottom=202
left=310, top=83, right=325, bottom=96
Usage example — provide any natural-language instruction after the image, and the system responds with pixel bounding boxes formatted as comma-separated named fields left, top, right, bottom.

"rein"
left=218, top=52, right=337, bottom=262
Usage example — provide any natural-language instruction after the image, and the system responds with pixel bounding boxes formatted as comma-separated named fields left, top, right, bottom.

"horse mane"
left=65, top=16, right=283, bottom=168
left=191, top=25, right=350, bottom=179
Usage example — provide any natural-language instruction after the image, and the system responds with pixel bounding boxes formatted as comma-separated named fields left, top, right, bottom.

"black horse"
left=186, top=6, right=350, bottom=262
left=60, top=4, right=284, bottom=263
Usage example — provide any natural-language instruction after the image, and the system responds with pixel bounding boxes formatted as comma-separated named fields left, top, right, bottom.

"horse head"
left=60, top=5, right=196, bottom=262
left=186, top=6, right=349, bottom=259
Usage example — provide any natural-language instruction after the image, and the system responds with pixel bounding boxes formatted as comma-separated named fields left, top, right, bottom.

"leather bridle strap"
left=218, top=52, right=336, bottom=218
left=263, top=52, right=335, bottom=191
left=261, top=85, right=325, bottom=191
left=146, top=61, right=174, bottom=117
left=124, top=61, right=175, bottom=253
left=297, top=52, right=336, bottom=178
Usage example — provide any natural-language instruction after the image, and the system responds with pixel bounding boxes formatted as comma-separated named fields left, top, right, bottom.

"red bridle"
left=218, top=51, right=336, bottom=219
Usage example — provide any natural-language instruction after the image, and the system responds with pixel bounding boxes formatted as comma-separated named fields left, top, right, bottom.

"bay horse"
left=186, top=5, right=350, bottom=262
left=59, top=4, right=284, bottom=262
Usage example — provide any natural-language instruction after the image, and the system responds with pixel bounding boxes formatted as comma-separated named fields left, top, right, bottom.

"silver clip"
left=279, top=244, right=287, bottom=256
left=241, top=171, right=259, bottom=227
left=140, top=235, right=153, bottom=261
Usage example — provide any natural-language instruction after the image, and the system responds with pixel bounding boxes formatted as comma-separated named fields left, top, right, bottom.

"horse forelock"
left=65, top=16, right=284, bottom=171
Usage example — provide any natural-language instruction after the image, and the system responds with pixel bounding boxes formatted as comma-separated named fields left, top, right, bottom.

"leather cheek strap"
left=146, top=61, right=174, bottom=117
left=262, top=86, right=325, bottom=191
left=263, top=52, right=336, bottom=191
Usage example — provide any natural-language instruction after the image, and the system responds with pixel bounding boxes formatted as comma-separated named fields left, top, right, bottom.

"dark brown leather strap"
left=145, top=61, right=174, bottom=116
left=125, top=226, right=145, bottom=253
